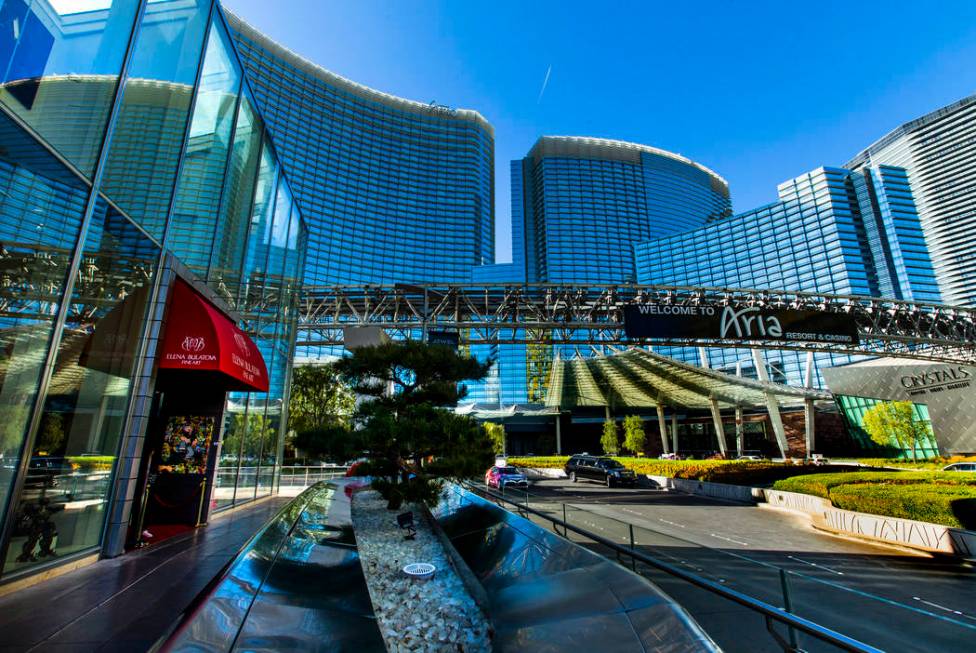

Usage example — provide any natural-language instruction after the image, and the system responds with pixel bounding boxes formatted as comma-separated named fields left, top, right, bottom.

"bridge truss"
left=297, top=284, right=976, bottom=364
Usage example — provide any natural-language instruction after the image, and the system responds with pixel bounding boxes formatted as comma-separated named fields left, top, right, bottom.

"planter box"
left=763, top=488, right=976, bottom=557
left=646, top=475, right=763, bottom=504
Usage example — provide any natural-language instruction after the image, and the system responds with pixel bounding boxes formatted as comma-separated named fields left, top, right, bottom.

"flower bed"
left=839, top=455, right=976, bottom=471
left=773, top=471, right=976, bottom=529
left=351, top=489, right=491, bottom=652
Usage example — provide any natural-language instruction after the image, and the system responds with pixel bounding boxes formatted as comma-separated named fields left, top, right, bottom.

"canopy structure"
left=545, top=348, right=835, bottom=458
left=545, top=348, right=830, bottom=410
left=158, top=279, right=269, bottom=392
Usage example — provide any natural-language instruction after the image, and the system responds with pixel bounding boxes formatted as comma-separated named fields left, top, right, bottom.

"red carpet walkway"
left=0, top=496, right=289, bottom=653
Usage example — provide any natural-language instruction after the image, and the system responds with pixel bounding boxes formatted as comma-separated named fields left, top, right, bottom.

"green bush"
left=773, top=471, right=976, bottom=499
left=507, top=456, right=838, bottom=486
left=67, top=455, right=115, bottom=472
left=828, top=483, right=976, bottom=529
left=773, top=470, right=976, bottom=528
left=842, top=456, right=976, bottom=471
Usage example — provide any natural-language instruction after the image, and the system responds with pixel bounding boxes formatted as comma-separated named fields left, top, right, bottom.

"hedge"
left=507, top=456, right=845, bottom=486
left=772, top=471, right=976, bottom=499
left=843, top=456, right=976, bottom=471
left=828, top=483, right=976, bottom=529
left=773, top=471, right=976, bottom=528
left=67, top=455, right=115, bottom=472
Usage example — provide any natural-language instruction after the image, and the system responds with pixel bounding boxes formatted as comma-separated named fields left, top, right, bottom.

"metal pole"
left=629, top=523, right=636, bottom=572
left=555, top=412, right=562, bottom=454
left=780, top=568, right=799, bottom=650
left=671, top=412, right=679, bottom=455
left=709, top=397, right=728, bottom=458
left=563, top=502, right=568, bottom=537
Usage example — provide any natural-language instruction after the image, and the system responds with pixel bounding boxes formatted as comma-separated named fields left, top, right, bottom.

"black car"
left=564, top=455, right=637, bottom=488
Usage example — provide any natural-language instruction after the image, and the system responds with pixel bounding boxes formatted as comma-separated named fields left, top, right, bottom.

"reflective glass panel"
left=0, top=108, right=89, bottom=544
left=99, top=0, right=211, bottom=240
left=4, top=203, right=157, bottom=574
left=168, top=17, right=241, bottom=273
left=214, top=392, right=244, bottom=509
left=208, top=92, right=261, bottom=304
left=0, top=0, right=141, bottom=177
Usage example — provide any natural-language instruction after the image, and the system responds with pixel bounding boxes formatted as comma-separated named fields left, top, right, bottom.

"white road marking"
left=658, top=518, right=686, bottom=529
left=912, top=596, right=975, bottom=619
left=709, top=533, right=750, bottom=546
left=788, top=555, right=845, bottom=576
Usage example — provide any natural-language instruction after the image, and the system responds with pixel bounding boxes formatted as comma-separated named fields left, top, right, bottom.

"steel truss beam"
left=288, top=283, right=976, bottom=363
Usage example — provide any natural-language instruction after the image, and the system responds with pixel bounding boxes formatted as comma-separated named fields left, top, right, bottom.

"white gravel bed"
left=352, top=489, right=492, bottom=653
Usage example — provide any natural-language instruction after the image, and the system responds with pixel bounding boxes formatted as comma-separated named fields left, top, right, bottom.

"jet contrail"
left=537, top=64, right=552, bottom=104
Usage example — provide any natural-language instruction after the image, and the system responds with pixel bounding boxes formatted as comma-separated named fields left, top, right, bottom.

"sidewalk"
left=0, top=496, right=289, bottom=653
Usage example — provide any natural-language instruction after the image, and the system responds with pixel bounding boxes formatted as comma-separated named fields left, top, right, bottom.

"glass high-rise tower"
left=846, top=95, right=976, bottom=306
left=514, top=136, right=731, bottom=283
left=226, top=12, right=495, bottom=293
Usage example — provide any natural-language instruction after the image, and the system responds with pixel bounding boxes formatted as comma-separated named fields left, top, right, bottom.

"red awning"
left=158, top=278, right=269, bottom=392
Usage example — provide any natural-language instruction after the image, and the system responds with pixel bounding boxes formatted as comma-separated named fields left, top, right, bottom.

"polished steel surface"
left=433, top=484, right=721, bottom=652
left=161, top=482, right=384, bottom=653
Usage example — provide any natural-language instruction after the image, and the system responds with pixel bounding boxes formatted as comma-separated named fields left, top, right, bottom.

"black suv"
left=564, top=455, right=637, bottom=488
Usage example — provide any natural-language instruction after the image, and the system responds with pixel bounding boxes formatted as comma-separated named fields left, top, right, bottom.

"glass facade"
left=635, top=165, right=940, bottom=387
left=467, top=136, right=730, bottom=403
left=847, top=95, right=976, bottom=306
left=225, top=13, right=494, bottom=362
left=516, top=136, right=730, bottom=284
left=0, top=0, right=305, bottom=581
left=835, top=395, right=939, bottom=459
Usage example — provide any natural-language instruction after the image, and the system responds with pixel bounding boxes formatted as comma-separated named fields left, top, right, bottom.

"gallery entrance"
left=130, top=278, right=268, bottom=548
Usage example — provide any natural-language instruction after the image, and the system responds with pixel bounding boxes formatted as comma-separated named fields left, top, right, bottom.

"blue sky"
left=224, top=0, right=976, bottom=264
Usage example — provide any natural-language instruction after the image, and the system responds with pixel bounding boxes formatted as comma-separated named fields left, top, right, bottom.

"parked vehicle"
left=734, top=455, right=764, bottom=461
left=485, top=466, right=529, bottom=489
left=24, top=456, right=73, bottom=489
left=564, top=455, right=638, bottom=488
left=943, top=462, right=976, bottom=472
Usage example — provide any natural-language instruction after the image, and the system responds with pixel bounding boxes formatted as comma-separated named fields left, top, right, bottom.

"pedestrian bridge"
left=296, top=283, right=976, bottom=364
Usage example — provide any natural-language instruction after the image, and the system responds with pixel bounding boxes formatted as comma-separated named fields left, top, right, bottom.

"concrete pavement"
left=516, top=479, right=976, bottom=653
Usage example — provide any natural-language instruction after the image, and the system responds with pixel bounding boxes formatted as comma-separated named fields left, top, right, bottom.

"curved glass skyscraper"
left=514, top=136, right=731, bottom=283
left=226, top=12, right=495, bottom=288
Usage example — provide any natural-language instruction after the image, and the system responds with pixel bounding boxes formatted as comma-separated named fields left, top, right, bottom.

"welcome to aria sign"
left=623, top=304, right=860, bottom=344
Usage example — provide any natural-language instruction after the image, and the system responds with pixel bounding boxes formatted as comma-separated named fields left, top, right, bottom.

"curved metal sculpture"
left=296, top=284, right=976, bottom=364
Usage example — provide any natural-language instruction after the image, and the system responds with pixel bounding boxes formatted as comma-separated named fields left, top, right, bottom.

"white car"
left=943, top=462, right=976, bottom=472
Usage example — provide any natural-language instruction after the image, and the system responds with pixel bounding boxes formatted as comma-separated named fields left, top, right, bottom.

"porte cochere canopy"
left=159, top=279, right=269, bottom=392
left=545, top=348, right=831, bottom=410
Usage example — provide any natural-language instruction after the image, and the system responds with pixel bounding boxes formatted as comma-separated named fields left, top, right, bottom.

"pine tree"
left=294, top=341, right=494, bottom=508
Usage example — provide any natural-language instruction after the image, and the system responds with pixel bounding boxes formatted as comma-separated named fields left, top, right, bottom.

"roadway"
left=510, top=478, right=976, bottom=653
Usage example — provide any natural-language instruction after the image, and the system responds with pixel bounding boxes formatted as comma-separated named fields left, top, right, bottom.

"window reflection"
left=0, top=0, right=141, bottom=177
left=0, top=105, right=88, bottom=542
left=100, top=0, right=211, bottom=241
left=168, top=17, right=241, bottom=273
left=4, top=201, right=157, bottom=573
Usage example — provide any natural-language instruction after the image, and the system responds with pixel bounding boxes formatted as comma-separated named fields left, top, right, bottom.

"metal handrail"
left=465, top=482, right=883, bottom=653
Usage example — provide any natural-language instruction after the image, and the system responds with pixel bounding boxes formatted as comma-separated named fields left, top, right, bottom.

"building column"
left=698, top=347, right=710, bottom=368
left=555, top=412, right=562, bottom=455
left=803, top=351, right=815, bottom=458
left=709, top=397, right=728, bottom=457
left=671, top=412, right=679, bottom=454
left=656, top=403, right=670, bottom=454
left=752, top=349, right=789, bottom=458
left=804, top=399, right=815, bottom=457
left=735, top=405, right=744, bottom=457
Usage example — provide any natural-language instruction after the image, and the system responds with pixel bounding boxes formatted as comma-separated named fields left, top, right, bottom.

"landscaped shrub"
left=773, top=470, right=976, bottom=528
left=507, top=456, right=844, bottom=486
left=827, top=483, right=976, bottom=529
left=844, top=456, right=976, bottom=471
left=773, top=471, right=976, bottom=499
left=67, top=455, right=115, bottom=472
